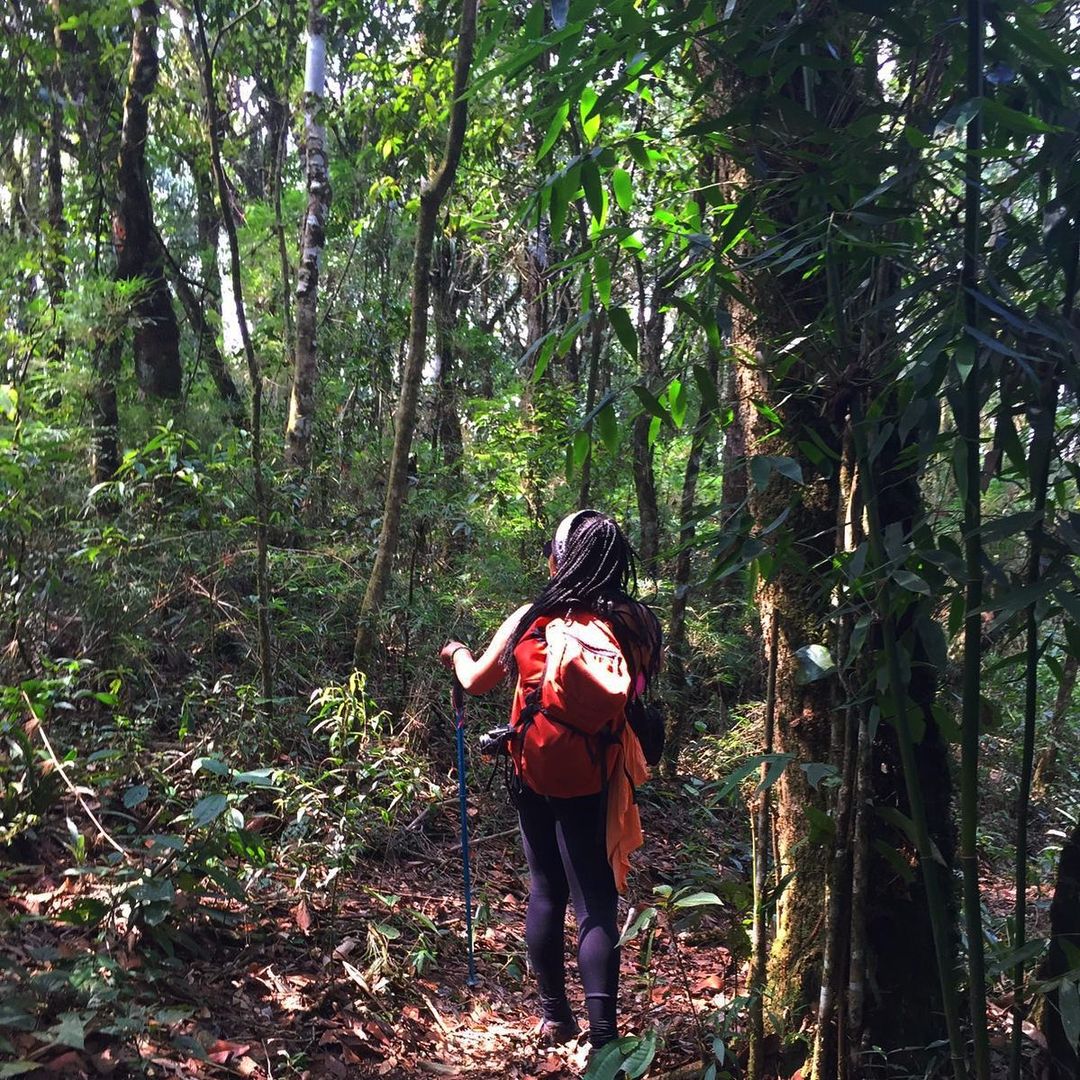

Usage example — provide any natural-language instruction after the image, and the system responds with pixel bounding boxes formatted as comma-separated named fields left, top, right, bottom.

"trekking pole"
left=453, top=679, right=479, bottom=987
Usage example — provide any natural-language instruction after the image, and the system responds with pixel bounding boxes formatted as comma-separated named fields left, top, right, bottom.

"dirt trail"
left=1, top=784, right=744, bottom=1079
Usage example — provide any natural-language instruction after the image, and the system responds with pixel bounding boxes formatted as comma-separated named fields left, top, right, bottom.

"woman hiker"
left=439, top=509, right=662, bottom=1054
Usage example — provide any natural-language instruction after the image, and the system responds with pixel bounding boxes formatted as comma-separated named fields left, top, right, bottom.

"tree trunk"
left=631, top=270, right=666, bottom=577
left=1038, top=822, right=1080, bottom=1080
left=354, top=0, right=478, bottom=666
left=663, top=347, right=719, bottom=773
left=54, top=0, right=124, bottom=478
left=1032, top=654, right=1079, bottom=793
left=432, top=237, right=463, bottom=471
left=193, top=0, right=274, bottom=718
left=862, top=418, right=957, bottom=1056
left=91, top=341, right=122, bottom=484
left=114, top=0, right=182, bottom=399
left=285, top=0, right=330, bottom=469
left=158, top=234, right=243, bottom=415
left=45, top=31, right=66, bottom=369
left=750, top=375, right=841, bottom=1017
left=577, top=311, right=604, bottom=509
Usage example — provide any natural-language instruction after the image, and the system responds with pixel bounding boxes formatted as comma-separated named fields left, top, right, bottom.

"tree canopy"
left=1, top=0, right=1079, bottom=1077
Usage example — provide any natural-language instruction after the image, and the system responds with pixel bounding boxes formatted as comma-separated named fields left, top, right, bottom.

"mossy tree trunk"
left=114, top=1, right=182, bottom=400
left=716, top=9, right=960, bottom=1057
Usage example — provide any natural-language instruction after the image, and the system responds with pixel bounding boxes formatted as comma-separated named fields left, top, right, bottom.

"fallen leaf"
left=207, top=1039, right=250, bottom=1064
left=295, top=898, right=312, bottom=935
left=416, top=1062, right=460, bottom=1076
left=45, top=1050, right=87, bottom=1073
left=332, top=936, right=359, bottom=959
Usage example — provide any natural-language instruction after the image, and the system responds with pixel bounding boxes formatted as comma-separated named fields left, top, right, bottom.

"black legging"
left=517, top=785, right=619, bottom=1047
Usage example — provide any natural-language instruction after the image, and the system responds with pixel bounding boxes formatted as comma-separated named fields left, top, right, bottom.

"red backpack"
left=510, top=613, right=632, bottom=798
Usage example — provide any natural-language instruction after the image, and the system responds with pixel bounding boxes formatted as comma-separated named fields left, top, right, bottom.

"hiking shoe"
left=538, top=1017, right=581, bottom=1046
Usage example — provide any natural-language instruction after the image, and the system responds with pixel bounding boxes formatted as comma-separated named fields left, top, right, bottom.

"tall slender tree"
left=354, top=0, right=478, bottom=664
left=286, top=0, right=331, bottom=469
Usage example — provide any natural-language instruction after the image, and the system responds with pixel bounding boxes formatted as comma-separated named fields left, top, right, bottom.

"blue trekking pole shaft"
left=453, top=679, right=479, bottom=987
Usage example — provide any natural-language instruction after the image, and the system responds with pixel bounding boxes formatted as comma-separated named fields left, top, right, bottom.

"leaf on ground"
left=207, top=1039, right=251, bottom=1064
left=295, top=897, right=312, bottom=935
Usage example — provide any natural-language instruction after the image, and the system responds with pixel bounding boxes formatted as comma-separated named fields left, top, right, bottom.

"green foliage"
left=0, top=671, right=77, bottom=843
left=1, top=0, right=1080, bottom=1072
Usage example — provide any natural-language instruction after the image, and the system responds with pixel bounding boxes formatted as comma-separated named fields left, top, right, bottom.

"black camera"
left=478, top=725, right=514, bottom=759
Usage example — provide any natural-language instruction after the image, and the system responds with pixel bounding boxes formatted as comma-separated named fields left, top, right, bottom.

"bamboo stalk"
left=811, top=439, right=859, bottom=1080
left=845, top=703, right=871, bottom=1078
left=1008, top=161, right=1077, bottom=1073
left=748, top=612, right=779, bottom=1080
left=1009, top=376, right=1056, bottom=1080
left=852, top=396, right=969, bottom=1080
left=960, top=3, right=990, bottom=1074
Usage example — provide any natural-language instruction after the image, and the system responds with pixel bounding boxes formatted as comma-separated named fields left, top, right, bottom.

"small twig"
left=418, top=990, right=453, bottom=1036
left=470, top=827, right=518, bottom=847
left=23, top=691, right=130, bottom=859
left=161, top=744, right=203, bottom=774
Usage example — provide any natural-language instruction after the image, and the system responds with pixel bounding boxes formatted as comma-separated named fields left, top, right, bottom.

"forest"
left=1, top=0, right=1079, bottom=1077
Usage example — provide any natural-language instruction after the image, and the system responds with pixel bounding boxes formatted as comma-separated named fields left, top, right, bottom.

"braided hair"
left=501, top=511, right=660, bottom=680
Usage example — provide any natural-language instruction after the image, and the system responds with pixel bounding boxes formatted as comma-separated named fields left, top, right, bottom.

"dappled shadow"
left=0, top=779, right=746, bottom=1078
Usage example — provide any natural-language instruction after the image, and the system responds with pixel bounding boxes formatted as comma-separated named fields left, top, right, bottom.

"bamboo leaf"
left=580, top=86, right=601, bottom=142
left=1060, top=978, right=1080, bottom=1055
left=987, top=937, right=1047, bottom=977
left=572, top=429, right=591, bottom=468
left=612, top=167, right=633, bottom=212
left=980, top=96, right=1061, bottom=135
left=581, top=158, right=604, bottom=223
left=980, top=510, right=1041, bottom=542
left=873, top=838, right=915, bottom=884
left=531, top=334, right=557, bottom=382
left=715, top=752, right=793, bottom=801
left=800, top=762, right=838, bottom=789
left=596, top=403, right=619, bottom=453
left=877, top=806, right=947, bottom=866
left=536, top=100, right=569, bottom=160
left=550, top=173, right=569, bottom=241
left=893, top=569, right=931, bottom=595
left=579, top=388, right=616, bottom=429
left=609, top=307, right=638, bottom=361
left=693, top=364, right=719, bottom=413
left=668, top=378, right=687, bottom=428
left=719, top=193, right=756, bottom=253
left=594, top=254, right=611, bottom=307
left=647, top=414, right=661, bottom=447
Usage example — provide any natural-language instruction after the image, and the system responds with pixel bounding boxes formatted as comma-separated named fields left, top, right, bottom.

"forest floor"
left=1, top=772, right=752, bottom=1080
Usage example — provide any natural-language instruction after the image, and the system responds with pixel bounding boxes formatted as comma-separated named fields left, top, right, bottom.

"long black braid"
left=501, top=513, right=661, bottom=681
